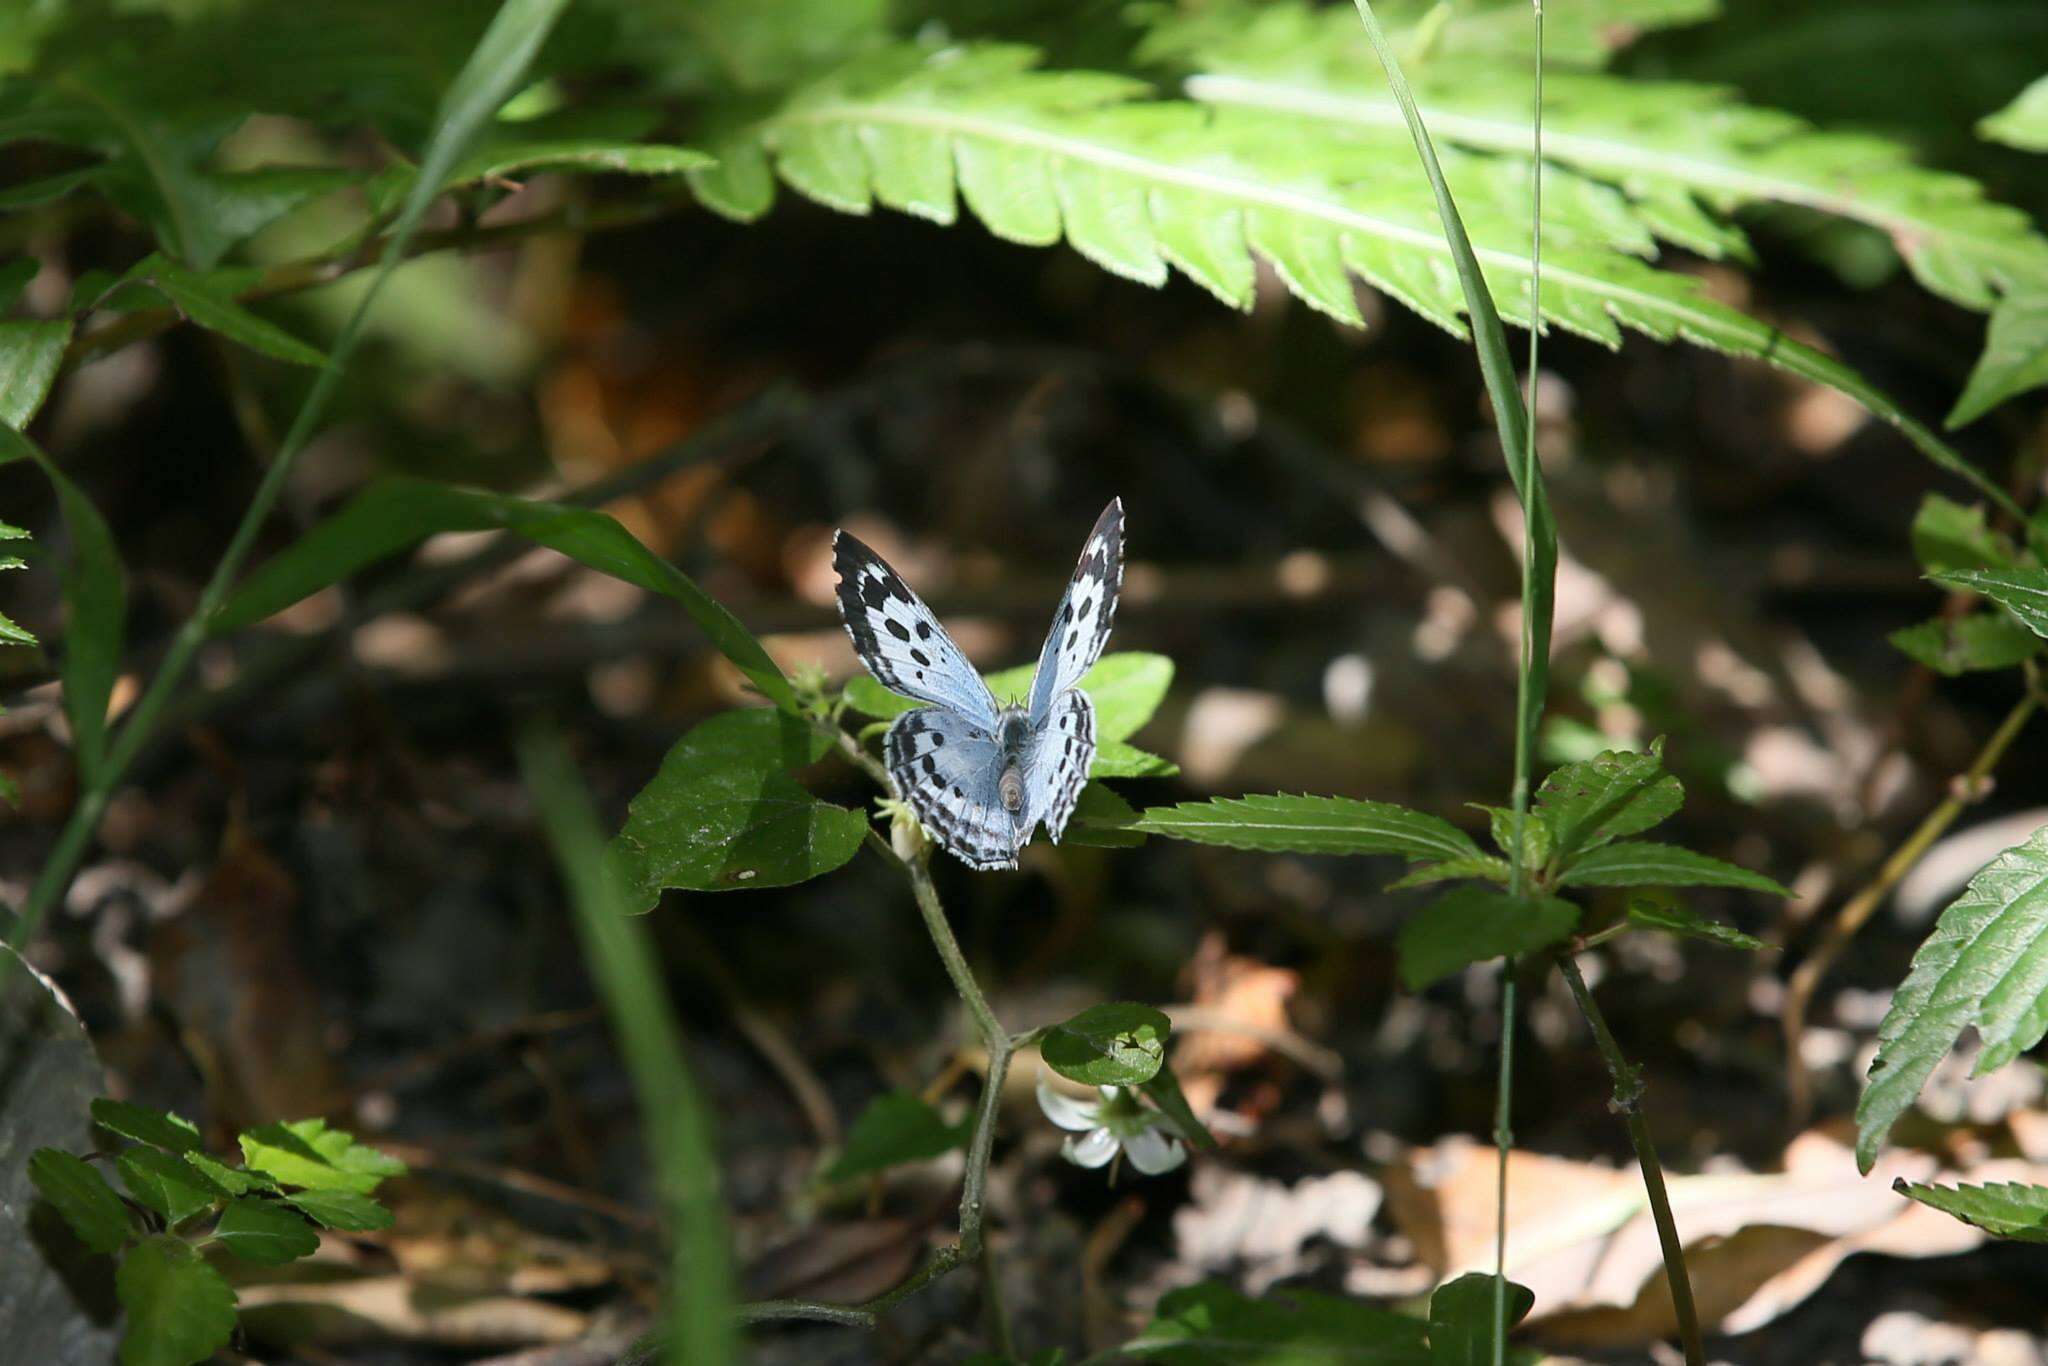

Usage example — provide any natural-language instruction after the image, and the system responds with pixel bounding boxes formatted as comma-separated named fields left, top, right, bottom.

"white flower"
left=1037, top=1073, right=1188, bottom=1176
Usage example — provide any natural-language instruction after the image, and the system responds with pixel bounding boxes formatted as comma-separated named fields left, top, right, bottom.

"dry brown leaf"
left=237, top=1276, right=587, bottom=1350
left=742, top=1217, right=926, bottom=1306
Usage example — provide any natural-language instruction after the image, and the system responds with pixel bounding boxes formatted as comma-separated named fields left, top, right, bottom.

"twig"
left=1556, top=952, right=1705, bottom=1366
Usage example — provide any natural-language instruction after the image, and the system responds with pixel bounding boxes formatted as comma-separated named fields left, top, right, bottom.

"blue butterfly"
left=835, top=500, right=1124, bottom=870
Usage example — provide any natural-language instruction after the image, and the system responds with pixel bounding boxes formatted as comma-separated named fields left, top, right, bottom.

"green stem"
left=1557, top=952, right=1705, bottom=1366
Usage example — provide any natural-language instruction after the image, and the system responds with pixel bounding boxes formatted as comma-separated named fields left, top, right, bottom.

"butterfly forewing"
left=1027, top=499, right=1123, bottom=726
left=835, top=531, right=1000, bottom=732
left=1026, top=688, right=1095, bottom=843
left=884, top=708, right=1020, bottom=870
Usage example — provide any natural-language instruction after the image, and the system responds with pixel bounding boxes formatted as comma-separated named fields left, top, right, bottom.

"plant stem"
left=1557, top=952, right=1705, bottom=1366
left=1782, top=685, right=2041, bottom=1121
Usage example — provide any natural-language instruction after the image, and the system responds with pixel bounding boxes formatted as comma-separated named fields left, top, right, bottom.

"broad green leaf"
left=1910, top=494, right=2012, bottom=575
left=1122, top=1281, right=1430, bottom=1362
left=1624, top=898, right=1768, bottom=952
left=184, top=1152, right=274, bottom=1196
left=213, top=1197, right=320, bottom=1264
left=1398, top=889, right=1579, bottom=990
left=1091, top=740, right=1178, bottom=779
left=847, top=652, right=1173, bottom=745
left=1889, top=613, right=2042, bottom=676
left=824, top=1092, right=970, bottom=1182
left=1140, top=1062, right=1217, bottom=1152
left=91, top=1098, right=202, bottom=1153
left=1895, top=1179, right=2048, bottom=1242
left=212, top=476, right=794, bottom=710
left=608, top=708, right=865, bottom=904
left=1384, top=856, right=1512, bottom=891
left=1535, top=741, right=1683, bottom=864
left=1063, top=781, right=1147, bottom=849
left=115, top=1235, right=237, bottom=1366
left=1427, top=1272, right=1536, bottom=1366
left=1950, top=293, right=2048, bottom=428
left=139, top=257, right=326, bottom=368
left=284, top=1189, right=395, bottom=1232
left=116, top=1149, right=222, bottom=1228
left=1133, top=793, right=1486, bottom=862
left=1555, top=841, right=1790, bottom=896
left=1477, top=803, right=1550, bottom=869
left=1980, top=75, right=2048, bottom=152
left=27, top=1148, right=131, bottom=1254
left=0, top=319, right=72, bottom=427
left=1041, top=1002, right=1171, bottom=1088
left=1931, top=567, right=2048, bottom=640
left=0, top=425, right=126, bottom=783
left=239, top=1118, right=406, bottom=1195
left=1858, top=826, right=2048, bottom=1173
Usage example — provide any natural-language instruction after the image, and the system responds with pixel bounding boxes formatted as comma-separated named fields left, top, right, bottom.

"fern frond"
left=1148, top=3, right=2048, bottom=307
left=686, top=42, right=1999, bottom=501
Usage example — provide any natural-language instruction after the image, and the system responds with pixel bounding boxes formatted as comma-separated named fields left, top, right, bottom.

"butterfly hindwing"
left=1026, top=687, right=1095, bottom=844
left=1028, top=499, right=1124, bottom=725
left=884, top=708, right=1020, bottom=871
left=836, top=531, right=1000, bottom=731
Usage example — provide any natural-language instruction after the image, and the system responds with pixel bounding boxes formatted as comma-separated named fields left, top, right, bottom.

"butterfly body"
left=837, top=500, right=1123, bottom=871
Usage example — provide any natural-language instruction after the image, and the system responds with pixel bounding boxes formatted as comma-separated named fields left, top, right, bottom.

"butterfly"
left=834, top=500, right=1124, bottom=871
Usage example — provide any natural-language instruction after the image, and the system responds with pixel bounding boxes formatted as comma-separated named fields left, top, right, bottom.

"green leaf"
left=447, top=108, right=715, bottom=185
left=848, top=651, right=1173, bottom=745
left=1895, top=1179, right=2048, bottom=1242
left=1624, top=898, right=1768, bottom=952
left=1132, top=793, right=1486, bottom=862
left=27, top=1148, right=132, bottom=1254
left=1555, top=841, right=1790, bottom=896
left=1980, top=74, right=2048, bottom=152
left=1091, top=739, right=1178, bottom=779
left=138, top=257, right=326, bottom=368
left=1121, top=1281, right=1431, bottom=1362
left=238, top=1118, right=406, bottom=1195
left=1140, top=1062, right=1217, bottom=1152
left=283, top=1189, right=395, bottom=1232
left=116, top=1149, right=223, bottom=1228
left=1911, top=494, right=2013, bottom=574
left=608, top=708, right=865, bottom=905
left=1398, top=889, right=1579, bottom=990
left=1889, top=613, right=2042, bottom=676
left=1477, top=803, right=1551, bottom=868
left=1931, top=567, right=2048, bottom=640
left=824, top=1091, right=970, bottom=1182
left=1427, top=1271, right=1536, bottom=1366
left=91, top=1098, right=202, bottom=1153
left=1535, top=740, right=1683, bottom=864
left=1858, top=825, right=2048, bottom=1173
left=0, top=319, right=72, bottom=427
left=115, top=1235, right=238, bottom=1366
left=1383, top=856, right=1513, bottom=892
left=183, top=1153, right=274, bottom=1196
left=1950, top=292, right=2048, bottom=427
left=1041, top=1002, right=1171, bottom=1088
left=1063, top=781, right=1147, bottom=849
left=212, top=1196, right=321, bottom=1264
left=212, top=476, right=794, bottom=710
left=0, top=258, right=39, bottom=311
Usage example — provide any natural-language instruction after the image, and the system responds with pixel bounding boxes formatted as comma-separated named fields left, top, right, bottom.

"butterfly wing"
left=1025, top=688, right=1095, bottom=844
left=885, top=708, right=1021, bottom=870
left=1027, top=499, right=1123, bottom=726
left=836, top=531, right=1000, bottom=732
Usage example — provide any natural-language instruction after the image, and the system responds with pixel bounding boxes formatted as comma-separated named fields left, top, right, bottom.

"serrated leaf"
left=1063, top=781, right=1147, bottom=849
left=1911, top=494, right=2013, bottom=574
left=238, top=1118, right=406, bottom=1195
left=212, top=1196, right=321, bottom=1264
left=1556, top=841, right=1790, bottom=896
left=91, top=1098, right=202, bottom=1153
left=1931, top=567, right=2048, bottom=639
left=824, top=1092, right=971, bottom=1182
left=1858, top=825, right=2048, bottom=1173
left=1133, top=793, right=1486, bottom=862
left=1950, top=292, right=2048, bottom=427
left=1476, top=803, right=1550, bottom=868
left=1139, top=1061, right=1217, bottom=1151
left=607, top=708, right=866, bottom=904
left=1895, top=1179, right=2048, bottom=1242
left=0, top=318, right=72, bottom=427
left=1398, top=889, right=1579, bottom=990
left=1888, top=613, right=2042, bottom=676
left=1121, top=1281, right=1430, bottom=1362
left=116, top=1148, right=222, bottom=1227
left=116, top=1235, right=238, bottom=1366
left=27, top=1148, right=132, bottom=1254
left=283, top=1189, right=394, bottom=1231
left=1427, top=1271, right=1537, bottom=1366
left=1041, top=1002, right=1171, bottom=1087
left=183, top=1152, right=273, bottom=1196
left=212, top=475, right=793, bottom=710
left=1980, top=75, right=2048, bottom=152
left=1535, top=741, right=1683, bottom=864
left=1384, top=856, right=1513, bottom=891
left=138, top=257, right=326, bottom=368
left=1624, top=898, right=1768, bottom=951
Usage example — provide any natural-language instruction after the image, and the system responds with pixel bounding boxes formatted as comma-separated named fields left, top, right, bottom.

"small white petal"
left=1064, top=1127, right=1119, bottom=1168
left=1122, top=1126, right=1186, bottom=1176
left=1038, top=1075, right=1103, bottom=1132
